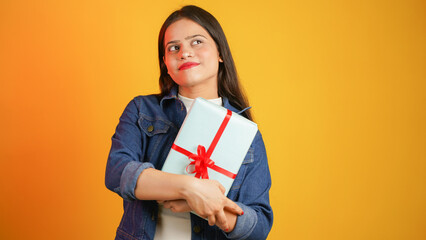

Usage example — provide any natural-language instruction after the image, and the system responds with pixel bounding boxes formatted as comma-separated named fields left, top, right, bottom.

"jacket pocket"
left=138, top=114, right=171, bottom=137
left=138, top=113, right=176, bottom=164
left=229, top=147, right=254, bottom=192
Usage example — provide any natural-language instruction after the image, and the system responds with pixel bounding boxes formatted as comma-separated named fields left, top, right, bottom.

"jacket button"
left=193, top=225, right=202, bottom=233
left=147, top=125, right=154, bottom=132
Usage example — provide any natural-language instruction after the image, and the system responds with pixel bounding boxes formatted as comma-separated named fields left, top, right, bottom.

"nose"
left=180, top=45, right=193, bottom=60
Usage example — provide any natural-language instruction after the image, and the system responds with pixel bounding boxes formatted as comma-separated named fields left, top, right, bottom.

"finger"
left=167, top=200, right=192, bottom=213
left=169, top=200, right=183, bottom=212
left=208, top=214, right=216, bottom=226
left=217, top=183, right=226, bottom=194
left=211, top=180, right=226, bottom=194
left=223, top=198, right=243, bottom=215
left=219, top=185, right=226, bottom=194
left=177, top=200, right=192, bottom=212
left=215, top=210, right=229, bottom=231
left=163, top=201, right=171, bottom=209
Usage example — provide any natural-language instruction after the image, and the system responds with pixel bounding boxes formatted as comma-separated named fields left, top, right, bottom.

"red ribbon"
left=171, top=109, right=236, bottom=179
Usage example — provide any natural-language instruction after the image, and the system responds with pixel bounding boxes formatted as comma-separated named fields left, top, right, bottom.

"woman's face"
left=163, top=18, right=222, bottom=96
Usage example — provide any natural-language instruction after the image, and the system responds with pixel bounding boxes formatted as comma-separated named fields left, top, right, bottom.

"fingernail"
left=225, top=228, right=229, bottom=232
left=241, top=211, right=244, bottom=215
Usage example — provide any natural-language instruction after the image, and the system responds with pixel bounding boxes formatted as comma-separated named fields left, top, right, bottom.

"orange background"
left=1, top=0, right=425, bottom=239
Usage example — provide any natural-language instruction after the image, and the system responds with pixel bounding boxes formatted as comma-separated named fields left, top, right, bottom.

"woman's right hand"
left=181, top=178, right=243, bottom=230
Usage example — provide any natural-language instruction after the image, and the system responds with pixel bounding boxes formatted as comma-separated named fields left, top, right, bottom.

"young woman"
left=105, top=5, right=273, bottom=240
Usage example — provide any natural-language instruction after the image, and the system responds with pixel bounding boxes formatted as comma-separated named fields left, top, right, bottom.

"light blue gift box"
left=161, top=97, right=258, bottom=196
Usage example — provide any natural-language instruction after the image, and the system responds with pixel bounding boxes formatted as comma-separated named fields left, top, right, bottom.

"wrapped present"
left=161, top=97, right=258, bottom=196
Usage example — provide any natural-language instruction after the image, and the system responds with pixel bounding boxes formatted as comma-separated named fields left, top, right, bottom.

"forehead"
left=164, top=18, right=212, bottom=43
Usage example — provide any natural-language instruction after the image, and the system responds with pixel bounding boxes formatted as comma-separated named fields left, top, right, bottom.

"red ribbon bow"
left=186, top=145, right=214, bottom=179
left=171, top=109, right=236, bottom=179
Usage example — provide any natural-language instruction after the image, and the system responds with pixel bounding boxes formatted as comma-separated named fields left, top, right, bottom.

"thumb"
left=219, top=184, right=226, bottom=194
left=211, top=180, right=226, bottom=194
left=224, top=198, right=243, bottom=215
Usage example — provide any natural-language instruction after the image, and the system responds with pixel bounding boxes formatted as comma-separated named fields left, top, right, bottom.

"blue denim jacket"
left=105, top=87, right=273, bottom=240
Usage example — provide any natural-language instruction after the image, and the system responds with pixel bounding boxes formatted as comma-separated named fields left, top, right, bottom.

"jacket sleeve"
left=224, top=131, right=273, bottom=240
left=105, top=98, right=154, bottom=201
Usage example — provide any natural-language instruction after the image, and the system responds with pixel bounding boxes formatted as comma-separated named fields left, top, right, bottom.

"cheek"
left=199, top=48, right=220, bottom=66
left=164, top=58, right=176, bottom=73
left=199, top=48, right=214, bottom=58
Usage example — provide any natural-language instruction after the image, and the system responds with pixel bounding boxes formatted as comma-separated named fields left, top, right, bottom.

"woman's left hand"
left=161, top=199, right=192, bottom=213
left=159, top=199, right=238, bottom=232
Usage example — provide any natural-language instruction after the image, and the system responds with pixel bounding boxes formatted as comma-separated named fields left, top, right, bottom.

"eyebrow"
left=165, top=34, right=207, bottom=46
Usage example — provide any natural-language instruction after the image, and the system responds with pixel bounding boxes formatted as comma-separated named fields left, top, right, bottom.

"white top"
left=154, top=94, right=223, bottom=240
left=178, top=94, right=222, bottom=112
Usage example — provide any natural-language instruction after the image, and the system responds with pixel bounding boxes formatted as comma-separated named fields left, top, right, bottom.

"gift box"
left=161, top=97, right=258, bottom=196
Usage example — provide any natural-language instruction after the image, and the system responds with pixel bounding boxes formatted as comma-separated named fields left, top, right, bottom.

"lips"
left=178, top=62, right=200, bottom=70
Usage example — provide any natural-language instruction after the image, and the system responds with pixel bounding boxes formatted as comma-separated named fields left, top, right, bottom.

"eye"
left=168, top=45, right=180, bottom=52
left=192, top=39, right=202, bottom=45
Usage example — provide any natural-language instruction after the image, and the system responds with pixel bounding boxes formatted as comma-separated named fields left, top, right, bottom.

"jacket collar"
left=159, top=85, right=179, bottom=109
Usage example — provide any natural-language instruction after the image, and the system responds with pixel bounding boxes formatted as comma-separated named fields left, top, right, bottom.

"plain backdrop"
left=1, top=0, right=425, bottom=239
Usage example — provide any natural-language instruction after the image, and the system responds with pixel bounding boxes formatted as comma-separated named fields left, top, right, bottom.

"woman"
left=105, top=5, right=273, bottom=240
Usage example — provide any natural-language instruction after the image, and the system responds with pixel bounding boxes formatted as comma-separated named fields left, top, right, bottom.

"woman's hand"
left=135, top=169, right=242, bottom=231
left=160, top=199, right=239, bottom=232
left=180, top=178, right=243, bottom=231
left=160, top=199, right=192, bottom=213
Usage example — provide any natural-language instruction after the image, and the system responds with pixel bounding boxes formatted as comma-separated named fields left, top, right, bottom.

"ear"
left=217, top=51, right=223, bottom=62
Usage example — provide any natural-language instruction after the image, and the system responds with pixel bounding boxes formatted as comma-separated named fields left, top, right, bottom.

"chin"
left=176, top=78, right=202, bottom=87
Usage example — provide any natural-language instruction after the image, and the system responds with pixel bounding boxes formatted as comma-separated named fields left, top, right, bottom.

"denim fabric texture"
left=105, top=87, right=273, bottom=240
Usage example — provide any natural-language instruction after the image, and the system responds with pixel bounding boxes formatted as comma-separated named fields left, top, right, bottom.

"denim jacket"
left=105, top=87, right=273, bottom=240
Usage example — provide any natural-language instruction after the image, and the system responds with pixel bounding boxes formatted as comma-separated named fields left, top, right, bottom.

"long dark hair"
left=158, top=5, right=253, bottom=121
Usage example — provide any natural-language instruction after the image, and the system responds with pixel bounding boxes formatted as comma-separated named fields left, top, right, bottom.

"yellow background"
left=1, top=0, right=425, bottom=239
